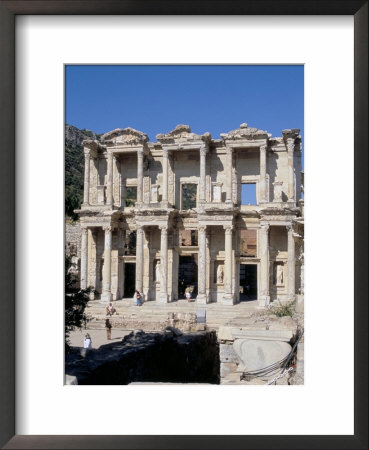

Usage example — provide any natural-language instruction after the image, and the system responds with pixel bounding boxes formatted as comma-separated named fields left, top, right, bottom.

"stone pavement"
left=83, top=298, right=260, bottom=332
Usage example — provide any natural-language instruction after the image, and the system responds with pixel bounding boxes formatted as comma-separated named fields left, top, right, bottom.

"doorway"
left=178, top=255, right=198, bottom=299
left=239, top=264, right=257, bottom=301
left=124, top=263, right=136, bottom=298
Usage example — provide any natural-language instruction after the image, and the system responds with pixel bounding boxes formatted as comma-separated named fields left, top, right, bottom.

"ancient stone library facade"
left=76, top=123, right=304, bottom=307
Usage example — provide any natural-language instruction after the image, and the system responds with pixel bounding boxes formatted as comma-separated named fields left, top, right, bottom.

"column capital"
left=81, top=226, right=88, bottom=235
left=286, top=137, right=295, bottom=153
left=260, top=143, right=267, bottom=153
left=103, top=225, right=112, bottom=232
left=200, top=145, right=207, bottom=157
left=198, top=225, right=207, bottom=233
left=159, top=225, right=168, bottom=233
left=260, top=223, right=270, bottom=232
left=162, top=147, right=169, bottom=157
left=84, top=149, right=91, bottom=158
left=137, top=147, right=144, bottom=156
left=136, top=225, right=144, bottom=233
left=223, top=225, right=233, bottom=234
left=286, top=223, right=294, bottom=233
left=225, top=145, right=233, bottom=154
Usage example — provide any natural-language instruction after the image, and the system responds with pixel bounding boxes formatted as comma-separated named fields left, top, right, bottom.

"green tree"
left=65, top=255, right=91, bottom=352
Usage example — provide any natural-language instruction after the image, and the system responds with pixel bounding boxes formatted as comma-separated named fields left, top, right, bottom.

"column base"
left=221, top=294, right=236, bottom=305
left=101, top=291, right=112, bottom=302
left=258, top=296, right=270, bottom=308
left=295, top=294, right=304, bottom=313
left=196, top=294, right=208, bottom=305
left=157, top=293, right=169, bottom=303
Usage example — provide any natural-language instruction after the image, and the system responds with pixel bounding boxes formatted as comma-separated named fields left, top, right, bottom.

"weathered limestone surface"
left=74, top=122, right=303, bottom=308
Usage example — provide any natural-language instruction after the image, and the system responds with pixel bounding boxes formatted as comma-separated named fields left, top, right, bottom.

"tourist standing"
left=185, top=287, right=191, bottom=302
left=105, top=318, right=112, bottom=340
left=134, top=290, right=143, bottom=306
left=84, top=333, right=92, bottom=349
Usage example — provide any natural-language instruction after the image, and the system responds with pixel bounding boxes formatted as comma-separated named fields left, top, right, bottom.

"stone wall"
left=66, top=330, right=220, bottom=385
left=65, top=222, right=81, bottom=259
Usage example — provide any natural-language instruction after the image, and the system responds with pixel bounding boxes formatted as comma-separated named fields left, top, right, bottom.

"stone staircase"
left=85, top=298, right=259, bottom=332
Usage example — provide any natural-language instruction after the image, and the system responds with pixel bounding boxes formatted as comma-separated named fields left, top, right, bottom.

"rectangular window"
left=241, top=183, right=257, bottom=205
left=240, top=229, right=257, bottom=257
left=125, top=186, right=137, bottom=207
left=182, top=184, right=197, bottom=210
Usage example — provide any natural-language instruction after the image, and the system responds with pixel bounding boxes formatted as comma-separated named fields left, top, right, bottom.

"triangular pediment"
left=156, top=124, right=211, bottom=144
left=221, top=122, right=270, bottom=141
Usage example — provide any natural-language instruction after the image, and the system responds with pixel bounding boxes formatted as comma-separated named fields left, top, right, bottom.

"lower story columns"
left=158, top=226, right=169, bottom=303
left=259, top=223, right=270, bottom=307
left=80, top=227, right=88, bottom=290
left=101, top=226, right=113, bottom=302
left=135, top=226, right=144, bottom=295
left=287, top=225, right=296, bottom=301
left=197, top=226, right=208, bottom=304
left=222, top=225, right=235, bottom=305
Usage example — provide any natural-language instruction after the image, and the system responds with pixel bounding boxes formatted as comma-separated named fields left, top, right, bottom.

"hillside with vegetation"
left=65, top=125, right=100, bottom=221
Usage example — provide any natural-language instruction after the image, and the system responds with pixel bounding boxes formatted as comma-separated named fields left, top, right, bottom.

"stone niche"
left=97, top=185, right=106, bottom=205
left=274, top=261, right=285, bottom=287
left=273, top=181, right=283, bottom=202
left=212, top=182, right=222, bottom=202
left=151, top=184, right=159, bottom=203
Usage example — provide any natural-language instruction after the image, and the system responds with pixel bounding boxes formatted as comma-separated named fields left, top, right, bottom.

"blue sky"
left=65, top=64, right=303, bottom=150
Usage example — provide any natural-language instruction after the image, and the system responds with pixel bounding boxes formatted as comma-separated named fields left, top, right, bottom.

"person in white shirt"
left=83, top=333, right=92, bottom=349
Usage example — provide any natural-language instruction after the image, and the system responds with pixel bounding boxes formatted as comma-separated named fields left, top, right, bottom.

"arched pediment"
left=101, top=127, right=149, bottom=145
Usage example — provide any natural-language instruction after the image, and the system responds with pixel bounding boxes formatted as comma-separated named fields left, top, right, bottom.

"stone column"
left=135, top=226, right=144, bottom=294
left=80, top=227, right=88, bottom=289
left=158, top=226, right=168, bottom=303
left=287, top=138, right=295, bottom=202
left=259, top=143, right=267, bottom=203
left=101, top=226, right=112, bottom=302
left=106, top=151, right=114, bottom=207
left=225, top=146, right=233, bottom=203
left=287, top=225, right=296, bottom=300
left=259, top=223, right=270, bottom=307
left=137, top=148, right=144, bottom=204
left=199, top=145, right=206, bottom=203
left=223, top=225, right=234, bottom=304
left=197, top=226, right=207, bottom=304
left=162, top=148, right=168, bottom=204
left=82, top=151, right=90, bottom=206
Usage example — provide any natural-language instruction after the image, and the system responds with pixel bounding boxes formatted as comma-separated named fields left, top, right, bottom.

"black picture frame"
left=0, top=1, right=367, bottom=449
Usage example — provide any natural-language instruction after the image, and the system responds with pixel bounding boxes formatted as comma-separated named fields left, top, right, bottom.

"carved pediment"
left=101, top=127, right=149, bottom=145
left=156, top=124, right=211, bottom=144
left=221, top=122, right=270, bottom=141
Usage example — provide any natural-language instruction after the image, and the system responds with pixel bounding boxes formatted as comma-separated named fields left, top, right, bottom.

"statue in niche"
left=273, top=181, right=283, bottom=202
left=212, top=183, right=222, bottom=202
left=217, top=264, right=224, bottom=284
left=151, top=184, right=159, bottom=203
left=155, top=260, right=161, bottom=283
left=276, top=263, right=284, bottom=286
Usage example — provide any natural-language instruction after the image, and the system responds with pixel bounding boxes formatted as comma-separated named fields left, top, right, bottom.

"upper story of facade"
left=79, top=122, right=302, bottom=215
